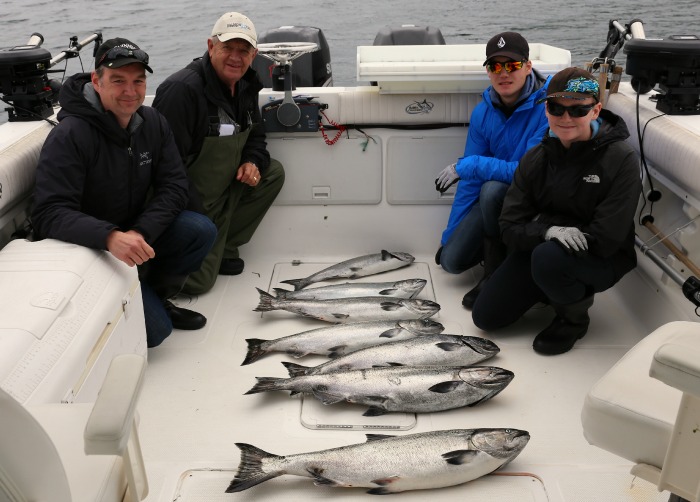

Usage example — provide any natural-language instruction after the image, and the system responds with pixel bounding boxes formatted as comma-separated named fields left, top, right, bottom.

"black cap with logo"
left=483, top=32, right=529, bottom=65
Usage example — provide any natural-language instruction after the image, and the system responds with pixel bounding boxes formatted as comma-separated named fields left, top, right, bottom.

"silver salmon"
left=242, top=319, right=445, bottom=365
left=280, top=250, right=415, bottom=290
left=282, top=335, right=500, bottom=376
left=254, top=288, right=440, bottom=323
left=273, top=278, right=426, bottom=300
left=245, top=365, right=514, bottom=416
left=226, top=428, right=530, bottom=494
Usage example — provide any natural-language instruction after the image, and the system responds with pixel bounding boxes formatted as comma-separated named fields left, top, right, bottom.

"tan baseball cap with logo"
left=211, top=12, right=257, bottom=48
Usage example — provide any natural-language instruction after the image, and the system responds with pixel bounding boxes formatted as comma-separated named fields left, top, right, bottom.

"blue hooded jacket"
left=440, top=72, right=551, bottom=245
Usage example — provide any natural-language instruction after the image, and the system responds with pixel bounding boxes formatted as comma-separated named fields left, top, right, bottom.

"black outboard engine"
left=0, top=33, right=54, bottom=121
left=624, top=34, right=700, bottom=115
left=252, top=26, right=332, bottom=90
left=372, top=25, right=446, bottom=46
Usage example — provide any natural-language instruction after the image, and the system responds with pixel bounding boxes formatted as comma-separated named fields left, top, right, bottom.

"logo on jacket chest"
left=582, top=174, right=600, bottom=184
left=139, top=151, right=152, bottom=167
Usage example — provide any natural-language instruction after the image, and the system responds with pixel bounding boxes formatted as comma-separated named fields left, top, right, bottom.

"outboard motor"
left=0, top=32, right=102, bottom=122
left=0, top=34, right=55, bottom=121
left=252, top=26, right=332, bottom=90
left=372, top=25, right=446, bottom=46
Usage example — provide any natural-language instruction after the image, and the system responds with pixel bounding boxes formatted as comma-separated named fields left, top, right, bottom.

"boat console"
left=624, top=35, right=700, bottom=115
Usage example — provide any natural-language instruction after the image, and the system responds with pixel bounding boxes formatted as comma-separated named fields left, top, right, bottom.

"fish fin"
left=332, top=313, right=350, bottom=320
left=378, top=288, right=398, bottom=296
left=279, top=278, right=308, bottom=291
left=327, top=345, right=347, bottom=358
left=281, top=361, right=311, bottom=377
left=241, top=338, right=270, bottom=365
left=441, top=449, right=480, bottom=465
left=312, top=388, right=345, bottom=405
left=365, top=434, right=396, bottom=442
left=307, top=467, right=342, bottom=487
left=252, top=288, right=278, bottom=312
left=367, top=487, right=394, bottom=495
left=371, top=362, right=403, bottom=368
left=380, top=301, right=402, bottom=311
left=349, top=266, right=362, bottom=272
left=225, top=442, right=283, bottom=493
left=428, top=380, right=465, bottom=393
left=435, top=342, right=464, bottom=352
left=272, top=287, right=291, bottom=298
left=370, top=475, right=401, bottom=486
left=244, top=377, right=285, bottom=395
left=380, top=249, right=392, bottom=261
left=362, top=406, right=388, bottom=416
left=379, top=328, right=403, bottom=338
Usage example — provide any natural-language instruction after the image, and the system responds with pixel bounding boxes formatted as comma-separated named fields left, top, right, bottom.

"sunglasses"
left=546, top=102, right=596, bottom=118
left=98, top=46, right=150, bottom=67
left=486, top=60, right=525, bottom=74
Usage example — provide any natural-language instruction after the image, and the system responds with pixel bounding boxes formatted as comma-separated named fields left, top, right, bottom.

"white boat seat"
left=0, top=354, right=148, bottom=502
left=581, top=321, right=700, bottom=502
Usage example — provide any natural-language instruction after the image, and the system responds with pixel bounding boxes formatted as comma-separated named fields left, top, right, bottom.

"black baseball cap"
left=95, top=38, right=153, bottom=73
left=484, top=32, right=529, bottom=65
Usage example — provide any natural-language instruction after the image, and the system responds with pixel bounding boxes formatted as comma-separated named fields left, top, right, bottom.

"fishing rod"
left=0, top=31, right=102, bottom=122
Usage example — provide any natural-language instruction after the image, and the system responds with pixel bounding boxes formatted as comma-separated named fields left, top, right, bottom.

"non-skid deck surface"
left=139, top=255, right=671, bottom=501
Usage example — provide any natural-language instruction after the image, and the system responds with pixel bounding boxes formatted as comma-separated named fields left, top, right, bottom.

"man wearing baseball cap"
left=32, top=38, right=217, bottom=348
left=434, top=31, right=551, bottom=310
left=472, top=67, right=642, bottom=355
left=153, top=12, right=285, bottom=294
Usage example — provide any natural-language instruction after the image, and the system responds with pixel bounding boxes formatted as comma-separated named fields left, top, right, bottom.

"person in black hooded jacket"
left=32, top=38, right=217, bottom=348
left=472, top=67, right=642, bottom=355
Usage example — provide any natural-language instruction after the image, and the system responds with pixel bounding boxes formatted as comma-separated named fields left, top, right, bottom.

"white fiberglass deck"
left=137, top=243, right=685, bottom=501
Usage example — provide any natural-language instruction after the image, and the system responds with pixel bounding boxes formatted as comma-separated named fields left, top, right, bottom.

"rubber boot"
left=150, top=274, right=207, bottom=331
left=533, top=294, right=594, bottom=355
left=462, top=237, right=507, bottom=309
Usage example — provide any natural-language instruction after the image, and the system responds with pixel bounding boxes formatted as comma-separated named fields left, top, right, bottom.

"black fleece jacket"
left=500, top=108, right=642, bottom=276
left=151, top=52, right=270, bottom=172
left=32, top=73, right=189, bottom=249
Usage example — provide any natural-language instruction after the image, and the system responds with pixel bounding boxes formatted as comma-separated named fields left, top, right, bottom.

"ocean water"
left=1, top=0, right=698, bottom=122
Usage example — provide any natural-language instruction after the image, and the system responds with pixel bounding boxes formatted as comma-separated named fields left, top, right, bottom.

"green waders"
left=183, top=128, right=284, bottom=294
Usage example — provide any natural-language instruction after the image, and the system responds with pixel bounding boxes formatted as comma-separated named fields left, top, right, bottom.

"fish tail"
left=244, top=377, right=285, bottom=395
left=282, top=361, right=311, bottom=377
left=225, top=442, right=284, bottom=493
left=241, top=338, right=269, bottom=365
left=272, top=287, right=291, bottom=298
left=253, top=288, right=278, bottom=312
left=280, top=278, right=308, bottom=291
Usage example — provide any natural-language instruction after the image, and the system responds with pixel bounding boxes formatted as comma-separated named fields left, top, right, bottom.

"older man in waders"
left=153, top=12, right=285, bottom=294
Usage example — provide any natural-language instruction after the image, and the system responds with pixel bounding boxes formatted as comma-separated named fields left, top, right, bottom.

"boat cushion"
left=581, top=321, right=699, bottom=467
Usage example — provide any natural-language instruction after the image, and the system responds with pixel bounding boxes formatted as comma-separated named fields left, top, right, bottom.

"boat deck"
left=138, top=242, right=685, bottom=501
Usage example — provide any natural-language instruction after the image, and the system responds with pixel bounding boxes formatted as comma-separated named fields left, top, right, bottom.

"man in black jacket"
left=32, top=38, right=217, bottom=348
left=153, top=11, right=285, bottom=294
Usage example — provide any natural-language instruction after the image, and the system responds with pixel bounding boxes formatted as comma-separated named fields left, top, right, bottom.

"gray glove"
left=545, top=226, right=588, bottom=252
left=435, top=163, right=459, bottom=193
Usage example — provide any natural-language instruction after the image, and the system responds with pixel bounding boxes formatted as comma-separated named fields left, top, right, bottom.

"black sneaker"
left=462, top=276, right=487, bottom=310
left=219, top=258, right=244, bottom=276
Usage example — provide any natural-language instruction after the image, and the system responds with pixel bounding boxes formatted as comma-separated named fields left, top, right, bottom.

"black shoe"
left=435, top=247, right=443, bottom=265
left=462, top=276, right=487, bottom=310
left=219, top=258, right=244, bottom=276
left=532, top=295, right=593, bottom=355
left=532, top=317, right=587, bottom=355
left=165, top=301, right=207, bottom=330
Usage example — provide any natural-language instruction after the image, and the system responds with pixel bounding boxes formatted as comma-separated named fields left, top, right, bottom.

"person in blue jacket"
left=32, top=38, right=217, bottom=348
left=434, top=32, right=550, bottom=309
